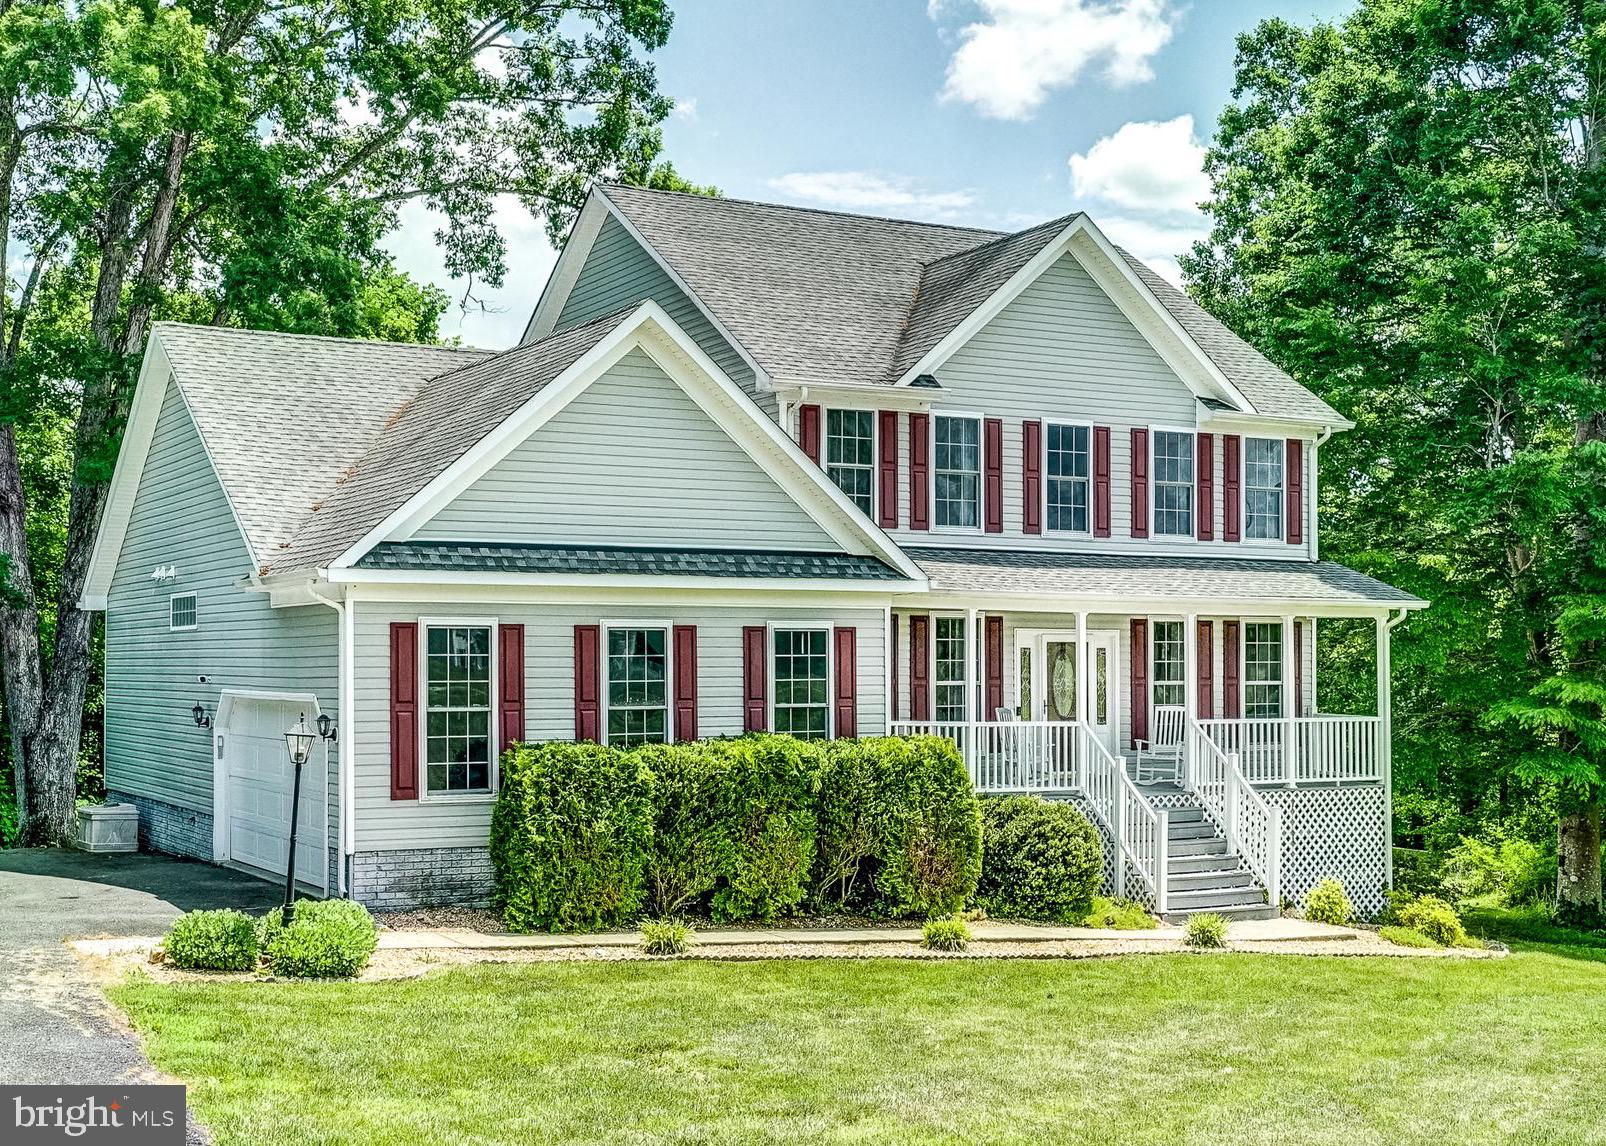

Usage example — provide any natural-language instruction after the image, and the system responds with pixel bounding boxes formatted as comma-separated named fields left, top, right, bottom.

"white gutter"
left=307, top=580, right=355, bottom=898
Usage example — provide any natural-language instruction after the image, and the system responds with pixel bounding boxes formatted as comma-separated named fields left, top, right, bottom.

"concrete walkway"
left=375, top=916, right=1360, bottom=951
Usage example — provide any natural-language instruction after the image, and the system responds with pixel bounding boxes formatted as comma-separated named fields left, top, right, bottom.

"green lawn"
left=110, top=934, right=1606, bottom=1146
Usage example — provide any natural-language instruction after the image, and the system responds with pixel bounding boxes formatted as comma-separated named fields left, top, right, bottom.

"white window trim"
left=1149, top=425, right=1197, bottom=539
left=418, top=615, right=500, bottom=803
left=1042, top=418, right=1095, bottom=536
left=766, top=622, right=834, bottom=740
left=599, top=619, right=675, bottom=747
left=823, top=407, right=877, bottom=519
left=929, top=409, right=986, bottom=534
left=1242, top=436, right=1286, bottom=543
left=931, top=612, right=970, bottom=723
left=1148, top=617, right=1187, bottom=718
left=168, top=591, right=198, bottom=632
left=1240, top=617, right=1285, bottom=720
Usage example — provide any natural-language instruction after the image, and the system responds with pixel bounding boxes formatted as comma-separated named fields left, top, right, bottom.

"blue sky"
left=392, top=0, right=1356, bottom=348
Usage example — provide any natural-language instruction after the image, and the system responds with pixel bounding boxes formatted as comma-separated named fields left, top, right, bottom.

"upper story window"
left=935, top=616, right=967, bottom=721
left=773, top=627, right=830, bottom=739
left=1151, top=620, right=1185, bottom=709
left=425, top=624, right=493, bottom=795
left=606, top=626, right=669, bottom=747
left=169, top=593, right=197, bottom=631
left=933, top=414, right=981, bottom=529
left=1244, top=622, right=1283, bottom=719
left=1152, top=430, right=1195, bottom=537
left=1244, top=438, right=1284, bottom=540
left=826, top=409, right=874, bottom=515
left=1046, top=422, right=1091, bottom=533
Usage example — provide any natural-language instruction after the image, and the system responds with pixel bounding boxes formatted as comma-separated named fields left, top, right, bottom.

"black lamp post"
left=281, top=713, right=316, bottom=919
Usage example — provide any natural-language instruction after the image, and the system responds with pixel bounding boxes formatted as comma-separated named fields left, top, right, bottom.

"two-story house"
left=82, top=184, right=1424, bottom=919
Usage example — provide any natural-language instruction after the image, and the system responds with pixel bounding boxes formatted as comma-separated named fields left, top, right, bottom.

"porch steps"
left=1158, top=802, right=1277, bottom=924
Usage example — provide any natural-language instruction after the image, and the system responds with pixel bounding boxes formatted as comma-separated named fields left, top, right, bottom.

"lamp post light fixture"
left=280, top=713, right=317, bottom=918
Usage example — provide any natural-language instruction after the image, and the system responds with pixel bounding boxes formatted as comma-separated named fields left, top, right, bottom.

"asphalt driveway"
left=0, top=848, right=278, bottom=1086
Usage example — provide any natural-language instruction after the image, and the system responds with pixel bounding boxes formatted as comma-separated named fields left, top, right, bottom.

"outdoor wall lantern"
left=316, top=712, right=338, bottom=744
left=280, top=713, right=316, bottom=917
left=191, top=702, right=212, bottom=730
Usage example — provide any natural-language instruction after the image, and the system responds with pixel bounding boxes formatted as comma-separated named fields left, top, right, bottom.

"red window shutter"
left=985, top=615, right=1004, bottom=720
left=799, top=404, right=822, bottom=464
left=1022, top=420, right=1042, bottom=535
left=1093, top=425, right=1111, bottom=537
left=498, top=623, right=525, bottom=756
left=674, top=625, right=698, bottom=742
left=878, top=411, right=900, bottom=529
left=833, top=627, right=857, bottom=738
left=1223, top=620, right=1241, bottom=718
left=1130, top=427, right=1150, bottom=538
left=908, top=412, right=930, bottom=530
left=890, top=614, right=901, bottom=721
left=1196, top=619, right=1214, bottom=719
left=1223, top=435, right=1242, bottom=542
left=1197, top=432, right=1215, bottom=541
left=1286, top=438, right=1304, bottom=545
left=389, top=622, right=419, bottom=801
left=1294, top=620, right=1305, bottom=717
left=1130, top=618, right=1149, bottom=746
left=573, top=624, right=601, bottom=742
left=984, top=417, right=1004, bottom=533
left=909, top=614, right=931, bottom=721
left=742, top=626, right=768, bottom=732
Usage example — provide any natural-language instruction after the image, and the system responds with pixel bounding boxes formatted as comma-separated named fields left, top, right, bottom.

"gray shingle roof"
left=598, top=185, right=1343, bottom=424
left=356, top=541, right=907, bottom=580
left=905, top=548, right=1423, bottom=607
left=157, top=322, right=491, bottom=563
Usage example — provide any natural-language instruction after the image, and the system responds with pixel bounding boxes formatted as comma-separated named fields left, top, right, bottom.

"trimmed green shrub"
left=710, top=735, right=819, bottom=923
left=1393, top=894, right=1468, bottom=947
left=813, top=736, right=982, bottom=917
left=976, top=796, right=1103, bottom=923
left=263, top=900, right=377, bottom=978
left=1183, top=912, right=1229, bottom=949
left=1084, top=896, right=1158, bottom=930
left=1379, top=925, right=1437, bottom=948
left=1304, top=877, right=1354, bottom=926
left=641, top=919, right=694, bottom=956
left=637, top=743, right=729, bottom=916
left=163, top=909, right=258, bottom=971
left=921, top=916, right=971, bottom=951
left=491, top=741, right=654, bottom=932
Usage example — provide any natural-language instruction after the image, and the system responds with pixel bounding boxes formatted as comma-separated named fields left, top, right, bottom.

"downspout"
left=307, top=580, right=354, bottom=898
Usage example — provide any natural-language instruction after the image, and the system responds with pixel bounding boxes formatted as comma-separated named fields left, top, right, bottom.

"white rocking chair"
left=1134, top=705, right=1186, bottom=785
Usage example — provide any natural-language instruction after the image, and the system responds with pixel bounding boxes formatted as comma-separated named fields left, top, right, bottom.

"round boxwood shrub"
left=1303, top=877, right=1354, bottom=925
left=1394, top=894, right=1468, bottom=947
left=263, top=900, right=377, bottom=978
left=163, top=909, right=258, bottom=971
left=976, top=796, right=1103, bottom=923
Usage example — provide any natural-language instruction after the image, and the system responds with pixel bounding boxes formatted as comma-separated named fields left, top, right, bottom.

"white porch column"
left=967, top=608, right=981, bottom=721
left=1075, top=610, right=1089, bottom=725
left=1183, top=613, right=1197, bottom=787
left=1377, top=614, right=1394, bottom=883
left=1281, top=614, right=1297, bottom=787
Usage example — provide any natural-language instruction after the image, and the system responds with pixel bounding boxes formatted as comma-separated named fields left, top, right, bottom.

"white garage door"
left=223, top=697, right=326, bottom=889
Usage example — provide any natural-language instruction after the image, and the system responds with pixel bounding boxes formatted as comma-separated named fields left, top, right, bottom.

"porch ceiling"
left=902, top=548, right=1425, bottom=609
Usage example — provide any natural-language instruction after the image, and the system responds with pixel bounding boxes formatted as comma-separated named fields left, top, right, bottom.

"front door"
left=1016, top=630, right=1120, bottom=754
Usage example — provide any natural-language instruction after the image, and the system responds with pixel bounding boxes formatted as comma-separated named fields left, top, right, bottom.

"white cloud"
left=1093, top=215, right=1206, bottom=285
left=766, top=171, right=978, bottom=220
left=1068, top=114, right=1208, bottom=214
left=936, top=0, right=1179, bottom=120
left=672, top=96, right=698, bottom=121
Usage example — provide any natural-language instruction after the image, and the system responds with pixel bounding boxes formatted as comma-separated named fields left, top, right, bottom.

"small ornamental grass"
left=1303, top=877, right=1354, bottom=926
left=920, top=917, right=971, bottom=951
left=641, top=919, right=694, bottom=956
left=1083, top=896, right=1158, bottom=930
left=163, top=909, right=259, bottom=972
left=263, top=900, right=378, bottom=979
left=1183, top=912, right=1229, bottom=949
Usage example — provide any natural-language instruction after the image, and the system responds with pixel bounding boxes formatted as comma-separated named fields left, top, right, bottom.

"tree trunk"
left=1556, top=801, right=1603, bottom=923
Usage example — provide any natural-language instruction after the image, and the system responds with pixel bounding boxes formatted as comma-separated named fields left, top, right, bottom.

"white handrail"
left=1079, top=724, right=1165, bottom=913
left=1197, top=715, right=1382, bottom=786
left=1186, top=719, right=1282, bottom=908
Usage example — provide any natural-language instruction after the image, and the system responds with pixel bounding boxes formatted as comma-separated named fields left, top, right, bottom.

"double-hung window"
left=425, top=623, right=494, bottom=795
left=1151, top=621, right=1185, bottom=710
left=825, top=409, right=875, bottom=515
left=1244, top=622, right=1283, bottom=718
left=933, top=415, right=981, bottom=529
left=773, top=628, right=829, bottom=739
left=1244, top=438, right=1284, bottom=540
left=1046, top=422, right=1091, bottom=533
left=1152, top=430, right=1195, bottom=536
left=934, top=616, right=968, bottom=722
left=606, top=626, right=669, bottom=747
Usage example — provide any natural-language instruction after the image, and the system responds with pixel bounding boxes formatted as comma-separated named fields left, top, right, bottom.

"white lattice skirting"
left=1263, top=785, right=1389, bottom=915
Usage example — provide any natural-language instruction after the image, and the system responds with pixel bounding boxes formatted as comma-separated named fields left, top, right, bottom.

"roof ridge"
left=917, top=212, right=1082, bottom=268
left=152, top=320, right=491, bottom=355
left=598, top=181, right=1005, bottom=238
left=416, top=301, right=641, bottom=387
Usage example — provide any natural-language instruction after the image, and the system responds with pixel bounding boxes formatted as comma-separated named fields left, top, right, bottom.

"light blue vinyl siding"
left=413, top=348, right=836, bottom=550
left=104, top=375, right=338, bottom=836
left=350, top=602, right=888, bottom=851
left=555, top=214, right=759, bottom=400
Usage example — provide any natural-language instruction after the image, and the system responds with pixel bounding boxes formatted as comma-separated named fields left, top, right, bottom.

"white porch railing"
left=1196, top=715, right=1382, bottom=786
left=1185, top=720, right=1282, bottom=907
